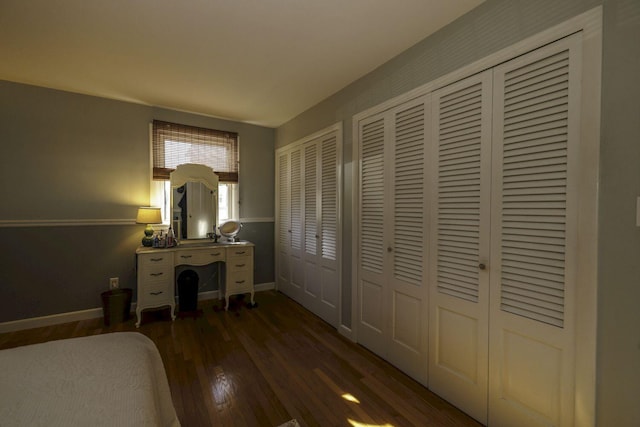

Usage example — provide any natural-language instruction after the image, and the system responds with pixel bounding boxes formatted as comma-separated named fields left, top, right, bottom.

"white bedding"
left=0, top=332, right=180, bottom=427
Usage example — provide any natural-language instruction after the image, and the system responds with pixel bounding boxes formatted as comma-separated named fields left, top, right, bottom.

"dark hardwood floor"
left=0, top=291, right=482, bottom=427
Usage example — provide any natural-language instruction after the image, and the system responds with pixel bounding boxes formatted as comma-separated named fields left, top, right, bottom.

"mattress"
left=0, top=332, right=180, bottom=427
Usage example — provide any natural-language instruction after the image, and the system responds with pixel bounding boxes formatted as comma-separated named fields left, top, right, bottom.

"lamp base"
left=142, top=224, right=155, bottom=247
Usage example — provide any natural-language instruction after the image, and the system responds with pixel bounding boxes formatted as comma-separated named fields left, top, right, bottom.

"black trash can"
left=177, top=270, right=199, bottom=313
left=101, top=288, right=132, bottom=326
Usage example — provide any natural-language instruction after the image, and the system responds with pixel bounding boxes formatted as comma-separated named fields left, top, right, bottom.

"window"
left=150, top=120, right=239, bottom=224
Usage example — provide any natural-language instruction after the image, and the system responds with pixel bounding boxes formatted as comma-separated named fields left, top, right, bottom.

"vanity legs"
left=135, top=303, right=176, bottom=328
left=224, top=290, right=256, bottom=310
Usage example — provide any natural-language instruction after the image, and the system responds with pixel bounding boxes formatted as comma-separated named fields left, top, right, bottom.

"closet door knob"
left=387, top=247, right=393, bottom=253
left=479, top=263, right=486, bottom=270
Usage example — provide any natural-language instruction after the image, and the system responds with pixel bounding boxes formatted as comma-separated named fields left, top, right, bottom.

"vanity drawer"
left=227, top=246, right=253, bottom=258
left=139, top=284, right=174, bottom=306
left=174, top=248, right=225, bottom=266
left=139, top=268, right=172, bottom=286
left=226, top=271, right=253, bottom=293
left=139, top=253, right=172, bottom=269
left=227, top=256, right=252, bottom=273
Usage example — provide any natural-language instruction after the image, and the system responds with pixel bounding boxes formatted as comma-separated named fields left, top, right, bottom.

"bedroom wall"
left=0, top=80, right=275, bottom=323
left=597, top=0, right=640, bottom=425
left=276, top=0, right=640, bottom=425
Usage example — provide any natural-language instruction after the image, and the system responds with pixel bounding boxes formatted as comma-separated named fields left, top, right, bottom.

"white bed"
left=0, top=332, right=180, bottom=427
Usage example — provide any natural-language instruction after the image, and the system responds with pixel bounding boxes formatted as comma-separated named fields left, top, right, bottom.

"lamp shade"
left=136, top=207, right=162, bottom=224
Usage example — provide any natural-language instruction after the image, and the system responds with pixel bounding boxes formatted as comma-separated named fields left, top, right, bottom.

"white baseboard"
left=0, top=307, right=105, bottom=334
left=196, top=290, right=219, bottom=301
left=0, top=282, right=277, bottom=334
left=254, top=282, right=275, bottom=292
left=338, top=325, right=356, bottom=342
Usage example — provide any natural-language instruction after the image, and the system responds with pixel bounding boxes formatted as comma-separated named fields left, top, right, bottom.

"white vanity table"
left=135, top=163, right=254, bottom=327
left=135, top=241, right=255, bottom=327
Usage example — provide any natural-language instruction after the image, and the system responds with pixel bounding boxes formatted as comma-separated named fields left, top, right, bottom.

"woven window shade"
left=152, top=120, right=239, bottom=182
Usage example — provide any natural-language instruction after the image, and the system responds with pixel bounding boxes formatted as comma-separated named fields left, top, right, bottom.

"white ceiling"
left=0, top=0, right=483, bottom=127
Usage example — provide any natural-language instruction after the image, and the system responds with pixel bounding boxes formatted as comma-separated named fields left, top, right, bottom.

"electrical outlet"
left=109, top=277, right=119, bottom=289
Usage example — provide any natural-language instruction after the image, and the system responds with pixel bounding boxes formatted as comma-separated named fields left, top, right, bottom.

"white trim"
left=254, top=282, right=276, bottom=292
left=194, top=290, right=219, bottom=301
left=572, top=8, right=601, bottom=427
left=0, top=284, right=277, bottom=333
left=335, top=123, right=344, bottom=332
left=351, top=115, right=360, bottom=343
left=0, top=219, right=135, bottom=228
left=239, top=217, right=275, bottom=223
left=0, top=307, right=105, bottom=333
left=338, top=325, right=356, bottom=342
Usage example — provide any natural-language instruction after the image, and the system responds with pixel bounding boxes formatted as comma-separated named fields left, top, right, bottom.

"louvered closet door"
left=302, top=141, right=321, bottom=309
left=300, top=133, right=340, bottom=327
left=317, top=133, right=340, bottom=326
left=357, top=112, right=390, bottom=357
left=488, top=34, right=581, bottom=427
left=357, top=96, right=429, bottom=382
left=276, top=151, right=291, bottom=293
left=387, top=97, right=430, bottom=384
left=428, top=70, right=493, bottom=423
left=288, top=147, right=304, bottom=301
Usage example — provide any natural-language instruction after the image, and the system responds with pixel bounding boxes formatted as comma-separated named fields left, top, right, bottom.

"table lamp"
left=136, top=207, right=162, bottom=247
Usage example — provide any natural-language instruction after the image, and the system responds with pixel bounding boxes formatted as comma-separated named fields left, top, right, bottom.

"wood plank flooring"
left=0, top=291, right=482, bottom=427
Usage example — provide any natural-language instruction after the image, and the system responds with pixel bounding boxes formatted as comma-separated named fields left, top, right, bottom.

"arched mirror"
left=170, top=164, right=218, bottom=241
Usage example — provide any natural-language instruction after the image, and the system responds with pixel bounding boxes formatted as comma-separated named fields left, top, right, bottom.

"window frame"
left=149, top=120, right=240, bottom=225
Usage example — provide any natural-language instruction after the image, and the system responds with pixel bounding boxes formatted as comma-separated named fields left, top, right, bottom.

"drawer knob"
left=150, top=257, right=163, bottom=262
left=181, top=255, right=193, bottom=259
left=150, top=272, right=164, bottom=277
left=210, top=252, right=221, bottom=256
left=236, top=263, right=246, bottom=268
left=236, top=251, right=246, bottom=255
left=235, top=280, right=245, bottom=284
left=150, top=291, right=163, bottom=296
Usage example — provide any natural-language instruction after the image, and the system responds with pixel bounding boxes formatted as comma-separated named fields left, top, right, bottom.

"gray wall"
left=275, top=0, right=640, bottom=425
left=598, top=0, right=640, bottom=425
left=0, top=80, right=275, bottom=322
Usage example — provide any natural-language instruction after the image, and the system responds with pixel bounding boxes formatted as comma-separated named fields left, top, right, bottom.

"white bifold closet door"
left=276, top=128, right=341, bottom=328
left=429, top=34, right=583, bottom=426
left=487, top=34, right=581, bottom=427
left=278, top=147, right=305, bottom=302
left=357, top=96, right=430, bottom=384
left=302, top=133, right=340, bottom=326
left=289, top=147, right=305, bottom=300
left=428, top=70, right=493, bottom=423
left=276, top=150, right=292, bottom=295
